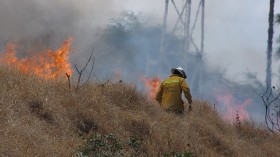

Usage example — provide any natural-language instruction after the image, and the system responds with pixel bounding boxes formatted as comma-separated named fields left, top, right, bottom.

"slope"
left=0, top=66, right=280, bottom=157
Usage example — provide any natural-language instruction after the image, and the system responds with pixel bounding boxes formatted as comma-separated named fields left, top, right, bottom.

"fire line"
left=0, top=38, right=73, bottom=80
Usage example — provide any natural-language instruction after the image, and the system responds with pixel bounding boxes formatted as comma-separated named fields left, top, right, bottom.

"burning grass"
left=0, top=38, right=73, bottom=79
left=1, top=66, right=280, bottom=156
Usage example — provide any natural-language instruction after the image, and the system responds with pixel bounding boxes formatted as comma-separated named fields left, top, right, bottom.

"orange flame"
left=141, top=76, right=161, bottom=99
left=0, top=38, right=73, bottom=79
left=216, top=93, right=252, bottom=123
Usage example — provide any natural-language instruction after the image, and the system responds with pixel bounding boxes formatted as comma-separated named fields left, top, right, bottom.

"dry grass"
left=1, top=66, right=280, bottom=157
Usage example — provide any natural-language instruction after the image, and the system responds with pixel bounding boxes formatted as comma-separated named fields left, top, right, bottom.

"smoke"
left=0, top=0, right=121, bottom=52
left=0, top=0, right=277, bottom=122
left=91, top=11, right=269, bottom=122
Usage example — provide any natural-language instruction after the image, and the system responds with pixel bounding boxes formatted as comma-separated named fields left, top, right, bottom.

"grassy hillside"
left=1, top=66, right=280, bottom=157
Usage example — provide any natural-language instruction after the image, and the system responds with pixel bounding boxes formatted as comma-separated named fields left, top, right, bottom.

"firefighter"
left=156, top=67, right=192, bottom=114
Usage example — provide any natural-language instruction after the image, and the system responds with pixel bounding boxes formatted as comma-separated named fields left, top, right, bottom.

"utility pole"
left=266, top=0, right=274, bottom=90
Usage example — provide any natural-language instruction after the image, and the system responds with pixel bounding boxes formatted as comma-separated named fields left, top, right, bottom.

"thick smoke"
left=0, top=0, right=120, bottom=57
left=0, top=0, right=274, bottom=122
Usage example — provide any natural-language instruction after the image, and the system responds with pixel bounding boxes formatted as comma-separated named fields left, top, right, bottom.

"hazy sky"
left=0, top=0, right=279, bottom=85
left=118, top=0, right=280, bottom=85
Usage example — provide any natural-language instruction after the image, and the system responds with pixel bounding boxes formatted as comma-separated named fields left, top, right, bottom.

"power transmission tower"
left=159, top=0, right=205, bottom=71
left=157, top=0, right=206, bottom=96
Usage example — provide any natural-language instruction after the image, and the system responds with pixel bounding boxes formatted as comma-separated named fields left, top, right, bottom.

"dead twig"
left=253, top=85, right=280, bottom=132
left=73, top=46, right=95, bottom=92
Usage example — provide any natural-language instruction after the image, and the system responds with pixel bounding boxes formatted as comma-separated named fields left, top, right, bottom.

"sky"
left=118, top=0, right=280, bottom=85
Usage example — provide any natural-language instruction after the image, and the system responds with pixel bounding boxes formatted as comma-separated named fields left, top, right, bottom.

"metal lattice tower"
left=159, top=0, right=205, bottom=73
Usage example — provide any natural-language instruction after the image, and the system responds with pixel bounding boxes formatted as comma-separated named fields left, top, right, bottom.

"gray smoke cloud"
left=0, top=0, right=121, bottom=54
left=1, top=0, right=279, bottom=123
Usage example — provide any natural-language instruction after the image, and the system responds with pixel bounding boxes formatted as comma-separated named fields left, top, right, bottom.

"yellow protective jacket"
left=156, top=74, right=192, bottom=112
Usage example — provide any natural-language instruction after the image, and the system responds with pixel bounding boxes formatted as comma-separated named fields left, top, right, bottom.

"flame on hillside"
left=0, top=38, right=73, bottom=79
left=217, top=93, right=252, bottom=123
left=141, top=76, right=161, bottom=99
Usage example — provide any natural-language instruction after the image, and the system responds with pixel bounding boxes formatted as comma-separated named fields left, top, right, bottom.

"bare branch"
left=78, top=47, right=95, bottom=89
left=255, top=85, right=280, bottom=132
left=73, top=46, right=95, bottom=92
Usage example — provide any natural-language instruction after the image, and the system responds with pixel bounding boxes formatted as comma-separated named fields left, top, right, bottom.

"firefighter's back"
left=160, top=75, right=184, bottom=111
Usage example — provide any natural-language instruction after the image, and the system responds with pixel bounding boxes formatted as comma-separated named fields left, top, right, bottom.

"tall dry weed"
left=1, top=66, right=280, bottom=156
